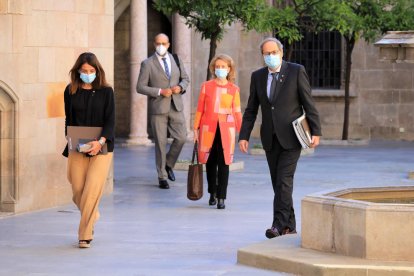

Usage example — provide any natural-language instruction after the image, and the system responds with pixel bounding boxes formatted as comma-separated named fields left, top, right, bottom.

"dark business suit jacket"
left=136, top=53, right=190, bottom=115
left=239, top=61, right=321, bottom=150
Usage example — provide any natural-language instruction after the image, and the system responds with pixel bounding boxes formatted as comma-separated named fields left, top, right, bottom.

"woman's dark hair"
left=69, top=52, right=109, bottom=94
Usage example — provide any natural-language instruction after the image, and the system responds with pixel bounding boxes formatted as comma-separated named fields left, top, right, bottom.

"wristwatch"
left=98, top=138, right=105, bottom=146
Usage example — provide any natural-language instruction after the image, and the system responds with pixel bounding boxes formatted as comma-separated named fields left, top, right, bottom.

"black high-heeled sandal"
left=78, top=240, right=92, bottom=248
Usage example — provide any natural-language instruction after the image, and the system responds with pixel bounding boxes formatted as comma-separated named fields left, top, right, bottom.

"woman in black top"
left=63, top=52, right=115, bottom=248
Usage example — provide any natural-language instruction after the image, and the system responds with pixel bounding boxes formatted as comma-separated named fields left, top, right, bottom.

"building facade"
left=0, top=0, right=114, bottom=213
left=114, top=1, right=414, bottom=143
left=1, top=0, right=413, bottom=213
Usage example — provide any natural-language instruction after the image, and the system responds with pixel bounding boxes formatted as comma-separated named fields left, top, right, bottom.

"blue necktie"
left=162, top=58, right=170, bottom=79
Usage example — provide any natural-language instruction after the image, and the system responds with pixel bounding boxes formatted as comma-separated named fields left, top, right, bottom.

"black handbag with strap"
left=172, top=53, right=186, bottom=94
left=187, top=141, right=203, bottom=200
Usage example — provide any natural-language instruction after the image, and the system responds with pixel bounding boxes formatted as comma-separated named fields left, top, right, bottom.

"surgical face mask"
left=79, top=72, right=96, bottom=84
left=215, top=68, right=228, bottom=79
left=264, top=54, right=281, bottom=69
left=156, top=45, right=168, bottom=56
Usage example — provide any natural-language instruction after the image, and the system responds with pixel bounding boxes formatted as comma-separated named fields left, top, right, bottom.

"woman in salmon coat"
left=193, top=54, right=242, bottom=209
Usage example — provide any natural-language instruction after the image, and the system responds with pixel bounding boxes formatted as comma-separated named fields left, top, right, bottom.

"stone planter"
left=302, top=186, right=414, bottom=262
left=319, top=139, right=369, bottom=146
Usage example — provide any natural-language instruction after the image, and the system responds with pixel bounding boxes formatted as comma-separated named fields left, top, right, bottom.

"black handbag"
left=187, top=141, right=203, bottom=200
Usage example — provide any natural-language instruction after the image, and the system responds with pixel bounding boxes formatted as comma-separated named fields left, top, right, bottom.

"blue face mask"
left=79, top=72, right=96, bottom=84
left=215, top=68, right=228, bottom=79
left=264, top=54, right=281, bottom=69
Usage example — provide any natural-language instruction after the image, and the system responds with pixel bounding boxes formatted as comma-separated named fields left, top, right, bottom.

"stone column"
left=172, top=13, right=193, bottom=139
left=127, top=0, right=151, bottom=145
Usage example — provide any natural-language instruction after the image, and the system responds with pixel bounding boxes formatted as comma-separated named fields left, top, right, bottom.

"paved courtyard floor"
left=0, top=140, right=413, bottom=275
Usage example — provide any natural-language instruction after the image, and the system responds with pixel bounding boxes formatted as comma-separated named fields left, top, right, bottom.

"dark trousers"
left=206, top=126, right=229, bottom=199
left=265, top=135, right=301, bottom=232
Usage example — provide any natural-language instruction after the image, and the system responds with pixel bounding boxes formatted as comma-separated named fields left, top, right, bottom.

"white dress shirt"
left=156, top=53, right=171, bottom=76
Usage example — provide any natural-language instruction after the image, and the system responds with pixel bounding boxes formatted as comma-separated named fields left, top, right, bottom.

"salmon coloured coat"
left=194, top=80, right=242, bottom=165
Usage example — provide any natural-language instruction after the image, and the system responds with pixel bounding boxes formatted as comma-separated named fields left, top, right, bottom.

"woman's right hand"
left=193, top=129, right=199, bottom=143
left=86, top=141, right=102, bottom=156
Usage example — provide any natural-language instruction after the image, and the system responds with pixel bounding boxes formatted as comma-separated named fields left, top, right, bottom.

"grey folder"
left=292, top=112, right=311, bottom=149
left=67, top=126, right=108, bottom=154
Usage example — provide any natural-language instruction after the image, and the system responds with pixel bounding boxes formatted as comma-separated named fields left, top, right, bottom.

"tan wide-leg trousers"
left=67, top=151, right=113, bottom=241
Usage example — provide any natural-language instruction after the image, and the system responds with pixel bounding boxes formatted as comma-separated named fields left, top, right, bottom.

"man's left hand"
left=171, top=86, right=181, bottom=94
left=310, top=136, right=320, bottom=148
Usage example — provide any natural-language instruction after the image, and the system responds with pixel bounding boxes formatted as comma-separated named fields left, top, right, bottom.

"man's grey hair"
left=259, top=37, right=284, bottom=53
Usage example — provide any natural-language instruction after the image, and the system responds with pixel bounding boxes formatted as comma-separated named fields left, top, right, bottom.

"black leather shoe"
left=265, top=227, right=281, bottom=239
left=158, top=179, right=170, bottom=189
left=208, top=194, right=217, bottom=206
left=165, top=166, right=175, bottom=181
left=217, top=199, right=225, bottom=209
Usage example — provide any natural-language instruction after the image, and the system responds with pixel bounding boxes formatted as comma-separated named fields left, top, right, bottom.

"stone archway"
left=0, top=81, right=18, bottom=213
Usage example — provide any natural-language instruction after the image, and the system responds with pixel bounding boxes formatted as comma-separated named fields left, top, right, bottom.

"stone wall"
left=354, top=40, right=414, bottom=140
left=0, top=0, right=114, bottom=213
left=317, top=39, right=414, bottom=140
left=113, top=1, right=414, bottom=143
left=199, top=31, right=414, bottom=141
left=113, top=12, right=414, bottom=142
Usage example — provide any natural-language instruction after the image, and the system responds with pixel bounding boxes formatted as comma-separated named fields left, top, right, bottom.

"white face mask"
left=156, top=45, right=168, bottom=56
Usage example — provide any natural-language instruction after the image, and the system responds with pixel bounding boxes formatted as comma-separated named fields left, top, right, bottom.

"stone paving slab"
left=0, top=140, right=413, bottom=275
left=238, top=235, right=414, bottom=276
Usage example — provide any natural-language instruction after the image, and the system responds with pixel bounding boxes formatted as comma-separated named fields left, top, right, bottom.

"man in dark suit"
left=239, top=37, right=321, bottom=238
left=137, top=33, right=190, bottom=189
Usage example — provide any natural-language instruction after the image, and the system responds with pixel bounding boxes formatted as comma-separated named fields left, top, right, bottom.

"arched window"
left=0, top=82, right=18, bottom=213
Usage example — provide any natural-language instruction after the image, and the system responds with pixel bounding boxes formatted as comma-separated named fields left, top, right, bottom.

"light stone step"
left=250, top=148, right=314, bottom=156
left=174, top=161, right=244, bottom=171
left=237, top=234, right=414, bottom=276
left=319, top=139, right=370, bottom=146
left=0, top=212, right=13, bottom=218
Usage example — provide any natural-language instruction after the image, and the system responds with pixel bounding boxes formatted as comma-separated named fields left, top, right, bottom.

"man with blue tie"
left=137, top=33, right=190, bottom=189
left=239, top=37, right=322, bottom=238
